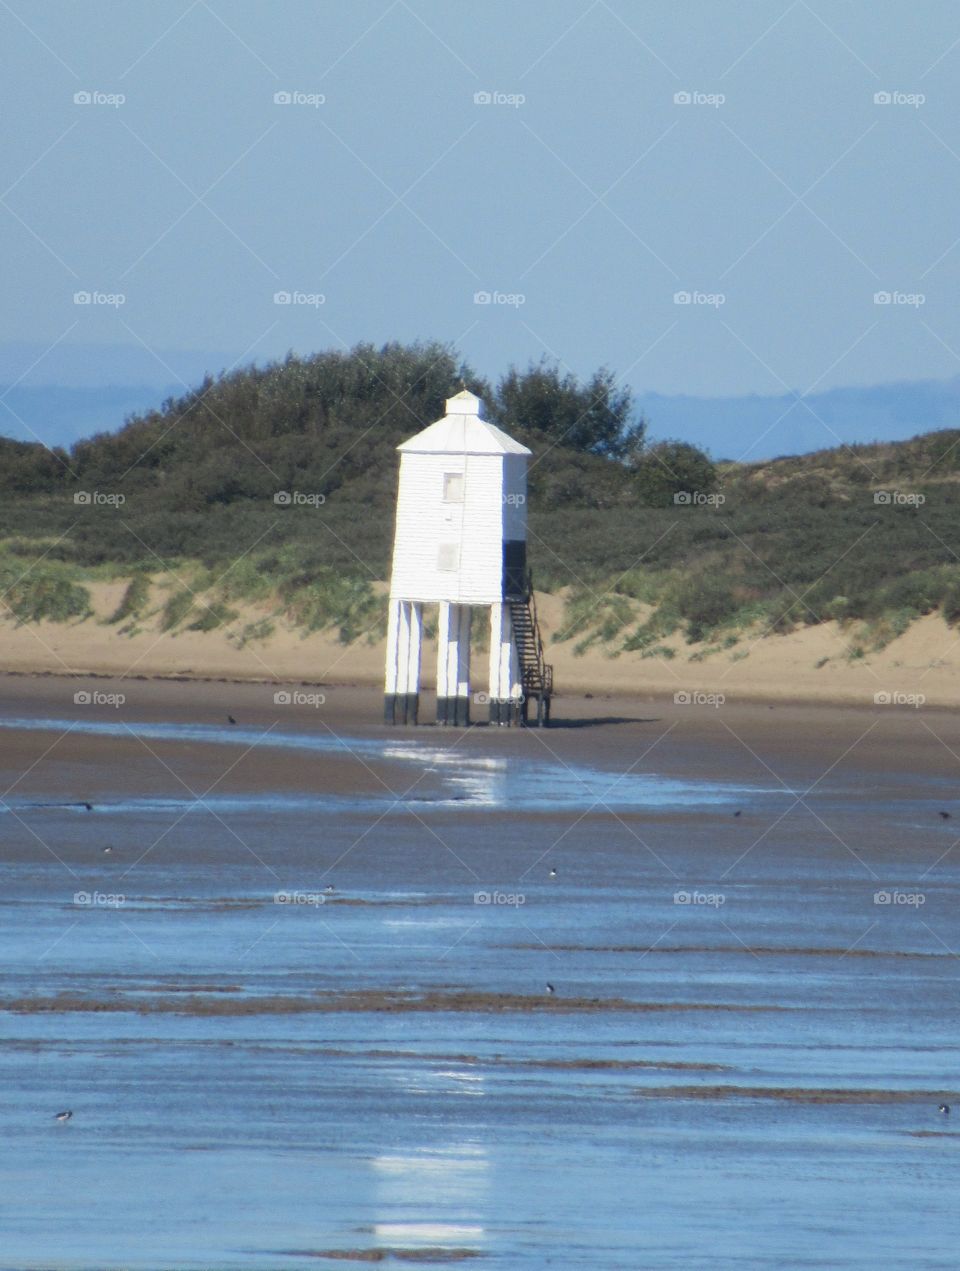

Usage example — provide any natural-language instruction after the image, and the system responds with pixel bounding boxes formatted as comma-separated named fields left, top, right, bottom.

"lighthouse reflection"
left=382, top=744, right=508, bottom=807
left=370, top=1060, right=489, bottom=1252
left=372, top=1142, right=489, bottom=1252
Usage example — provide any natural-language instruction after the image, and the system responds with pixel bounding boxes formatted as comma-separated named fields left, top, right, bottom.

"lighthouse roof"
left=397, top=390, right=531, bottom=456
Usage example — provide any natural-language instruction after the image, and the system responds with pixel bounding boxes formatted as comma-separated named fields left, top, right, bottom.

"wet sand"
left=5, top=670, right=960, bottom=791
left=4, top=988, right=789, bottom=1016
left=1, top=671, right=957, bottom=1268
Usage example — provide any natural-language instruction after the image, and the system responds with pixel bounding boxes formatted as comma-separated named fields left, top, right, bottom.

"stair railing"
left=522, top=569, right=553, bottom=700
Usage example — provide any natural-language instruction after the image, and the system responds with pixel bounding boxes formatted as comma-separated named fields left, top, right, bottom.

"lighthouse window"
left=443, top=472, right=464, bottom=502
left=437, top=543, right=460, bottom=571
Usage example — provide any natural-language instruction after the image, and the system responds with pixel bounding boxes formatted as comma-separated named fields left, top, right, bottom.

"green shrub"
left=871, top=607, right=918, bottom=648
left=673, top=572, right=739, bottom=642
left=0, top=557, right=91, bottom=624
left=217, top=556, right=275, bottom=604
left=875, top=570, right=947, bottom=617
left=612, top=568, right=667, bottom=603
left=821, top=595, right=850, bottom=623
left=160, top=588, right=194, bottom=631
left=621, top=606, right=681, bottom=652
left=280, top=570, right=385, bottom=644
left=630, top=440, right=718, bottom=508
left=188, top=601, right=238, bottom=632
left=108, top=573, right=151, bottom=624
left=640, top=643, right=676, bottom=659
left=556, top=588, right=601, bottom=642
left=231, top=618, right=275, bottom=648
left=943, top=580, right=960, bottom=625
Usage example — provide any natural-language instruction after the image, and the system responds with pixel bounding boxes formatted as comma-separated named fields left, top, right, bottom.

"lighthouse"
left=384, top=389, right=552, bottom=727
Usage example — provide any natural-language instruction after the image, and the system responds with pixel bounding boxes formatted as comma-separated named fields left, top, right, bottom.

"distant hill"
left=1, top=342, right=959, bottom=656
left=19, top=376, right=955, bottom=458
left=3, top=338, right=960, bottom=461
left=637, top=377, right=960, bottom=462
left=0, top=385, right=180, bottom=449
left=0, top=339, right=230, bottom=449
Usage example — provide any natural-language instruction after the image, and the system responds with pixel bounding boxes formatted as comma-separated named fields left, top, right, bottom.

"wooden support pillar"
left=437, top=603, right=471, bottom=725
left=488, top=602, right=522, bottom=726
left=384, top=600, right=422, bottom=724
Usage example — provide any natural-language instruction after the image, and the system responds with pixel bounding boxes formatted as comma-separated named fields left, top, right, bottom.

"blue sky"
left=2, top=1, right=959, bottom=457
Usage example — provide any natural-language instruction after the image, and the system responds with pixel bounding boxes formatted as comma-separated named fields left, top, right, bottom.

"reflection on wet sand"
left=0, top=715, right=772, bottom=813
left=373, top=1145, right=488, bottom=1258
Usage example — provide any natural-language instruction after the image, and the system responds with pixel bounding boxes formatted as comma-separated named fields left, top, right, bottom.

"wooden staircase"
left=507, top=572, right=553, bottom=726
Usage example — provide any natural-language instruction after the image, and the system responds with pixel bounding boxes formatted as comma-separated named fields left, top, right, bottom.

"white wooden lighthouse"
left=384, top=389, right=552, bottom=727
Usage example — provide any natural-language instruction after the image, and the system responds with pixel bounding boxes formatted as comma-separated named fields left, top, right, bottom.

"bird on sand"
left=102, top=846, right=113, bottom=854
left=323, top=885, right=336, bottom=894
left=549, top=868, right=557, bottom=878
left=938, top=1103, right=950, bottom=1115
left=733, top=810, right=742, bottom=817
left=545, top=983, right=555, bottom=995
left=54, top=1110, right=73, bottom=1122
left=939, top=811, right=951, bottom=820
left=83, top=802, right=93, bottom=811
left=227, top=715, right=237, bottom=725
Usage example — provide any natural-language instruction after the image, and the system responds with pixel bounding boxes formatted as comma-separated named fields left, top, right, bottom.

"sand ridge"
left=2, top=579, right=960, bottom=707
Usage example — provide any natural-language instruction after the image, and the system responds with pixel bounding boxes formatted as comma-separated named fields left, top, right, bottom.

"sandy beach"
left=4, top=580, right=960, bottom=708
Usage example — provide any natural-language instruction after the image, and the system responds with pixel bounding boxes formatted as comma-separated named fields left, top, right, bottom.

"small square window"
left=443, top=472, right=464, bottom=502
left=437, top=543, right=459, bottom=571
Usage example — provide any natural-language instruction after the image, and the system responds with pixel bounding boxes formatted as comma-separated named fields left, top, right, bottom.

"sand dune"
left=1, top=580, right=958, bottom=707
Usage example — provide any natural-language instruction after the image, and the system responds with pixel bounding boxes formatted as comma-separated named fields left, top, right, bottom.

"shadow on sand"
left=532, top=716, right=660, bottom=730
left=390, top=716, right=660, bottom=731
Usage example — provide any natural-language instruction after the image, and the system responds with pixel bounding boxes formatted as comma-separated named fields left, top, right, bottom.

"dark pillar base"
left=436, top=696, right=471, bottom=726
left=489, top=698, right=524, bottom=726
left=384, top=693, right=419, bottom=725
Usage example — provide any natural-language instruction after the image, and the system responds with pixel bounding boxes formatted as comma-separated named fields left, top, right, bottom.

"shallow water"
left=0, top=715, right=774, bottom=813
left=0, top=716, right=957, bottom=1268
